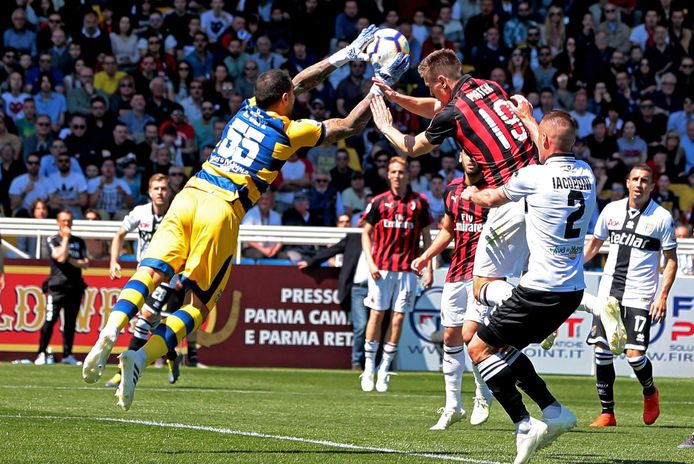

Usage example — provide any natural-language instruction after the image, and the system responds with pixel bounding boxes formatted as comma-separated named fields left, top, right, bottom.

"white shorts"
left=473, top=199, right=529, bottom=278
left=365, top=271, right=417, bottom=313
left=440, top=280, right=490, bottom=327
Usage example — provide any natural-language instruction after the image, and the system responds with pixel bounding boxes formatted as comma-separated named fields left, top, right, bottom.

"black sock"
left=475, top=349, right=529, bottom=423
left=128, top=335, right=148, bottom=351
left=509, top=349, right=556, bottom=410
left=188, top=344, right=198, bottom=365
left=628, top=355, right=655, bottom=396
left=166, top=350, right=178, bottom=361
left=595, top=347, right=615, bottom=413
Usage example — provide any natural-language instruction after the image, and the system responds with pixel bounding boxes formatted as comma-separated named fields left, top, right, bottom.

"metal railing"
left=2, top=217, right=694, bottom=264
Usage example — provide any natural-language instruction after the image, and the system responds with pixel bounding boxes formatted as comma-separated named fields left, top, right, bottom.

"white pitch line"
left=0, top=414, right=505, bottom=464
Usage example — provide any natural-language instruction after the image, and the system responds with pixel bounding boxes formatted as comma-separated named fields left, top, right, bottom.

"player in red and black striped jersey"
left=412, top=151, right=493, bottom=430
left=370, top=48, right=536, bottom=309
left=360, top=156, right=433, bottom=393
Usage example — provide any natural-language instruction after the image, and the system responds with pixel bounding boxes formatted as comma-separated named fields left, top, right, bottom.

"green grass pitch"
left=0, top=364, right=692, bottom=463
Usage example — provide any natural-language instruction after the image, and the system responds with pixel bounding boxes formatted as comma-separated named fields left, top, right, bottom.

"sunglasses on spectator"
left=169, top=172, right=184, bottom=176
left=57, top=158, right=70, bottom=163
left=149, top=40, right=161, bottom=44
left=682, top=64, right=694, bottom=68
left=26, top=160, right=40, bottom=165
left=315, top=178, right=329, bottom=183
left=245, top=66, right=257, bottom=70
left=72, top=124, right=86, bottom=129
left=549, top=11, right=562, bottom=16
left=120, top=83, right=133, bottom=87
left=640, top=104, right=654, bottom=109
left=49, top=18, right=61, bottom=23
left=37, top=122, right=51, bottom=126
left=336, top=157, right=348, bottom=161
left=179, top=66, right=190, bottom=71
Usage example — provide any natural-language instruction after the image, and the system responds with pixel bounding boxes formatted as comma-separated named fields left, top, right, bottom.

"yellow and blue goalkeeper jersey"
left=187, top=97, right=325, bottom=211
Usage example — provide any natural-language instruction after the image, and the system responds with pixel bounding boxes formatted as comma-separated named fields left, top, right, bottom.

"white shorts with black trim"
left=440, top=280, right=489, bottom=327
left=473, top=200, right=529, bottom=278
left=365, top=271, right=417, bottom=313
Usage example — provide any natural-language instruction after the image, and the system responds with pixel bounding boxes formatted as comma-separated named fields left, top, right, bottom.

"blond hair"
left=149, top=173, right=169, bottom=188
left=388, top=155, right=407, bottom=170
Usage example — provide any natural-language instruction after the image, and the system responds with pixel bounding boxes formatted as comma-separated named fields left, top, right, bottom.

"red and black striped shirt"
left=444, top=177, right=489, bottom=283
left=364, top=187, right=432, bottom=272
left=425, top=75, right=537, bottom=189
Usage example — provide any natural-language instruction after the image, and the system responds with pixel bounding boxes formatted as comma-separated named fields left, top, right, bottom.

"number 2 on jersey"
left=564, top=189, right=586, bottom=239
left=217, top=118, right=265, bottom=167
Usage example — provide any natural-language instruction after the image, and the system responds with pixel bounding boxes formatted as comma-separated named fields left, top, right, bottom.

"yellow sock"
left=108, top=271, right=155, bottom=331
left=143, top=305, right=204, bottom=365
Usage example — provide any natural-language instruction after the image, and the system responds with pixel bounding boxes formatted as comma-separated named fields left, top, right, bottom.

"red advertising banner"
left=0, top=261, right=351, bottom=369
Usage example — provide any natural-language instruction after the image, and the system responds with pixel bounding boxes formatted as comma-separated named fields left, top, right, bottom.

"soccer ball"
left=364, top=28, right=410, bottom=68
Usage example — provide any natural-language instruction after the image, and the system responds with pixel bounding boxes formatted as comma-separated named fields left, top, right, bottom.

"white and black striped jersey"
left=120, top=203, right=165, bottom=262
left=594, top=198, right=677, bottom=309
left=503, top=154, right=596, bottom=292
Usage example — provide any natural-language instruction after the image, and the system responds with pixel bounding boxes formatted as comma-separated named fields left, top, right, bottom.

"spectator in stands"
left=192, top=100, right=217, bottom=149
left=653, top=174, right=681, bottom=222
left=133, top=55, right=158, bottom=96
left=4, top=9, right=36, bottom=56
left=21, top=114, right=52, bottom=160
left=336, top=61, right=366, bottom=117
left=250, top=36, right=286, bottom=75
left=9, top=153, right=49, bottom=217
left=275, top=152, right=312, bottom=213
left=464, top=0, right=497, bottom=57
left=110, top=15, right=139, bottom=72
left=653, top=73, right=683, bottom=115
left=47, top=152, right=88, bottom=218
left=241, top=191, right=285, bottom=260
left=341, top=172, right=371, bottom=216
left=94, top=55, right=126, bottom=96
left=68, top=66, right=110, bottom=116
left=568, top=89, right=595, bottom=141
left=146, top=77, right=176, bottom=124
left=14, top=97, right=36, bottom=138
left=83, top=208, right=109, bottom=260
left=439, top=153, right=464, bottom=185
left=34, top=72, right=66, bottom=132
left=335, top=0, right=359, bottom=41
left=200, top=0, right=233, bottom=44
left=597, top=3, right=631, bottom=54
left=507, top=47, right=536, bottom=94
left=164, top=0, right=196, bottom=46
left=425, top=174, right=446, bottom=226
left=0, top=142, right=24, bottom=214
left=62, top=57, right=85, bottom=94
left=533, top=47, right=557, bottom=92
left=645, top=25, right=679, bottom=79
left=411, top=9, right=431, bottom=50
left=185, top=31, right=213, bottom=79
left=121, top=158, right=145, bottom=205
left=36, top=12, right=63, bottom=53
left=181, top=80, right=204, bottom=122
left=172, top=60, right=193, bottom=102
left=282, top=189, right=319, bottom=262
left=667, top=95, right=694, bottom=137
left=647, top=147, right=678, bottom=181
left=39, top=138, right=83, bottom=178
left=142, top=32, right=176, bottom=75
left=681, top=121, right=694, bottom=174
left=168, top=165, right=188, bottom=198
left=309, top=172, right=337, bottom=227
left=2, top=71, right=30, bottom=121
left=18, top=198, right=50, bottom=257
left=329, top=150, right=354, bottom=193
left=74, top=10, right=112, bottom=67
left=159, top=103, right=196, bottom=164
left=27, top=52, right=64, bottom=94
left=120, top=94, right=154, bottom=144
left=617, top=120, right=648, bottom=168
left=105, top=122, right=138, bottom=166
left=47, top=28, right=70, bottom=75
left=422, top=24, right=455, bottom=63
left=437, top=5, right=463, bottom=45
left=586, top=118, right=619, bottom=164
left=86, top=96, right=115, bottom=152
left=364, top=150, right=390, bottom=195
left=676, top=57, right=694, bottom=98
left=635, top=97, right=668, bottom=144
left=223, top=38, right=250, bottom=84
left=35, top=209, right=88, bottom=366
left=87, top=158, right=133, bottom=220
left=503, top=2, right=536, bottom=49
left=407, top=158, right=428, bottom=194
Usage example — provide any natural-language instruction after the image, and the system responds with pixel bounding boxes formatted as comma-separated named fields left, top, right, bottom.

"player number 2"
left=563, top=190, right=586, bottom=239
left=219, top=119, right=264, bottom=167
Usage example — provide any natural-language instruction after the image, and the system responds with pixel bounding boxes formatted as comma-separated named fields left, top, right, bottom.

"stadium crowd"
left=0, top=0, right=693, bottom=262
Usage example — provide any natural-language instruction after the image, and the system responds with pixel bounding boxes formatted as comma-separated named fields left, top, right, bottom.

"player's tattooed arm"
left=370, top=96, right=436, bottom=157
left=322, top=94, right=374, bottom=144
left=292, top=59, right=337, bottom=96
left=510, top=94, right=540, bottom=147
left=462, top=185, right=510, bottom=208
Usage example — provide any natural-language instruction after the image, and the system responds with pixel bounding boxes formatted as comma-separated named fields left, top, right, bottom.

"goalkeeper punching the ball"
left=82, top=25, right=410, bottom=411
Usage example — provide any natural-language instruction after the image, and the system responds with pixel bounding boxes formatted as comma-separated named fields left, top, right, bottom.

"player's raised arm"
left=370, top=96, right=437, bottom=157
left=292, top=25, right=377, bottom=96
left=462, top=185, right=511, bottom=208
left=510, top=94, right=540, bottom=146
left=372, top=78, right=441, bottom=119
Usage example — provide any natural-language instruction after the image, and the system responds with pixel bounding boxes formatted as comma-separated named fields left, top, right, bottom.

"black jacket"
left=304, top=232, right=362, bottom=306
